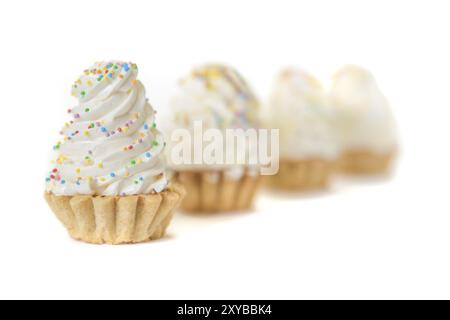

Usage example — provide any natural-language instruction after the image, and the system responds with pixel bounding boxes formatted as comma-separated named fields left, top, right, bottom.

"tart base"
left=44, top=183, right=186, bottom=244
left=268, top=158, right=334, bottom=191
left=337, top=150, right=395, bottom=174
left=173, top=170, right=260, bottom=213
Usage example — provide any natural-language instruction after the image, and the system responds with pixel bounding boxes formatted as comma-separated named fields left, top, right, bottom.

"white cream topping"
left=45, top=61, right=168, bottom=196
left=266, top=68, right=338, bottom=160
left=169, top=64, right=259, bottom=130
left=165, top=64, right=260, bottom=174
left=329, top=65, right=397, bottom=153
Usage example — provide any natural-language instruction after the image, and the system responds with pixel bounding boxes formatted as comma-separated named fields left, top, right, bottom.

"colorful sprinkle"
left=84, top=156, right=93, bottom=166
left=56, top=154, right=67, bottom=164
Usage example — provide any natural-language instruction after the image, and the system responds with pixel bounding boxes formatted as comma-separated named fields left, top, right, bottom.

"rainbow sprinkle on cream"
left=46, top=61, right=168, bottom=196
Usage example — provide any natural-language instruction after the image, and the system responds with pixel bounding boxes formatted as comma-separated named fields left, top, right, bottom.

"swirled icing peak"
left=170, top=64, right=260, bottom=130
left=267, top=68, right=337, bottom=160
left=329, top=65, right=397, bottom=152
left=45, top=61, right=168, bottom=196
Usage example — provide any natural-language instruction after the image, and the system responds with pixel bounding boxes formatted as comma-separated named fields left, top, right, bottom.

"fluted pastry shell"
left=44, top=183, right=185, bottom=244
left=174, top=170, right=260, bottom=213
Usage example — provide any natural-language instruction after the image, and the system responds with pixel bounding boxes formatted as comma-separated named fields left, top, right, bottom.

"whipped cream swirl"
left=267, top=68, right=338, bottom=160
left=329, top=65, right=397, bottom=153
left=45, top=61, right=168, bottom=196
left=165, top=64, right=261, bottom=174
left=169, top=64, right=260, bottom=130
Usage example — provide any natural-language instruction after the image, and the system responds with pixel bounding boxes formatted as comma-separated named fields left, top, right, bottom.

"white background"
left=0, top=0, right=449, bottom=299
